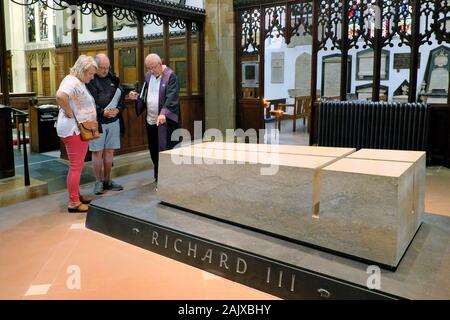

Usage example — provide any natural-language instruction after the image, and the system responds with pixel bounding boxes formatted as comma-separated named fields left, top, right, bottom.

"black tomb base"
left=85, top=184, right=450, bottom=300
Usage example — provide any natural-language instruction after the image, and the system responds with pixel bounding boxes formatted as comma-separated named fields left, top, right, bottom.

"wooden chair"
left=269, top=109, right=284, bottom=131
left=277, top=96, right=312, bottom=132
left=242, top=88, right=255, bottom=98
left=264, top=98, right=286, bottom=119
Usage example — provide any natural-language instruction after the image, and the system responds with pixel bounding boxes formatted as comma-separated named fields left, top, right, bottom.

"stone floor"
left=14, top=148, right=95, bottom=194
left=265, top=118, right=310, bottom=145
left=12, top=148, right=151, bottom=196
left=1, top=122, right=449, bottom=299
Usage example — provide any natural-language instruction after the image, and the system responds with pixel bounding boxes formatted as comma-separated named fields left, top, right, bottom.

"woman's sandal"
left=68, top=203, right=89, bottom=213
left=79, top=195, right=94, bottom=204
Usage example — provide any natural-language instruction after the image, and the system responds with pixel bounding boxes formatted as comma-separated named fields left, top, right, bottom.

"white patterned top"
left=56, top=75, right=97, bottom=138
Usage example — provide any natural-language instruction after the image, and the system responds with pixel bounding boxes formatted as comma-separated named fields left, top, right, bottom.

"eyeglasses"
left=98, top=66, right=110, bottom=71
left=147, top=62, right=160, bottom=71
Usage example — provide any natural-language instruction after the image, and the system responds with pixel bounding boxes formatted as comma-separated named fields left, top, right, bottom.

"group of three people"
left=55, top=53, right=180, bottom=213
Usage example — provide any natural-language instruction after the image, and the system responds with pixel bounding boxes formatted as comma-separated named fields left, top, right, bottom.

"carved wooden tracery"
left=238, top=1, right=446, bottom=56
left=241, top=8, right=261, bottom=54
left=264, top=6, right=286, bottom=39
left=290, top=1, right=313, bottom=40
left=2, top=0, right=205, bottom=107
left=235, top=0, right=450, bottom=144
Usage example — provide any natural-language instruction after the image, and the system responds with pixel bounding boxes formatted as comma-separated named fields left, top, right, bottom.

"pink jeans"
left=61, top=133, right=89, bottom=205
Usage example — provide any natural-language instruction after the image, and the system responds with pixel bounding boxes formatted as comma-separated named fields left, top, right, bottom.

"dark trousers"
left=146, top=123, right=159, bottom=181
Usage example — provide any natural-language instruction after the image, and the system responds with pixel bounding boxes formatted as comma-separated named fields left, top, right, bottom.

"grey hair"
left=145, top=53, right=162, bottom=65
left=70, top=55, right=98, bottom=80
left=94, top=53, right=109, bottom=67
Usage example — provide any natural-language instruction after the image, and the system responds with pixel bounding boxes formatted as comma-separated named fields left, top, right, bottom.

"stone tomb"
left=320, top=158, right=416, bottom=268
left=159, top=143, right=423, bottom=268
left=159, top=145, right=337, bottom=244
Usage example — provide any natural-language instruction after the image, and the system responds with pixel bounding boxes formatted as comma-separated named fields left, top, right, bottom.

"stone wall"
left=204, top=0, right=236, bottom=133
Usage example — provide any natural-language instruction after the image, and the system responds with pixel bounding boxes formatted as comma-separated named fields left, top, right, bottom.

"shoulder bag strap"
left=72, top=112, right=80, bottom=126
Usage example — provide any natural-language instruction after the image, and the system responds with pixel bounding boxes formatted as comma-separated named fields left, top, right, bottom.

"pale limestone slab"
left=347, top=149, right=425, bottom=163
left=319, top=158, right=415, bottom=267
left=194, top=142, right=356, bottom=158
left=168, top=145, right=334, bottom=168
left=158, top=147, right=338, bottom=243
left=347, top=149, right=426, bottom=233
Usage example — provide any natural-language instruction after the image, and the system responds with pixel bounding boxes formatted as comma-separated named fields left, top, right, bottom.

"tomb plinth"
left=86, top=142, right=445, bottom=298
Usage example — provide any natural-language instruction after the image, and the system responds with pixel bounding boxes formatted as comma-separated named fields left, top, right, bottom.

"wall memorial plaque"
left=271, top=52, right=284, bottom=84
left=321, top=54, right=352, bottom=98
left=356, top=49, right=390, bottom=80
left=289, top=53, right=311, bottom=97
left=393, top=53, right=421, bottom=70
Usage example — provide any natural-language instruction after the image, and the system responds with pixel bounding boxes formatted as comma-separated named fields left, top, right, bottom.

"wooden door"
left=119, top=47, right=137, bottom=87
left=235, top=8, right=265, bottom=134
left=43, top=68, right=51, bottom=96
left=30, top=68, right=38, bottom=94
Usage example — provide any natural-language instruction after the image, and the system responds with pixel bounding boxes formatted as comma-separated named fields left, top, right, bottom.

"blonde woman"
left=56, top=55, right=98, bottom=213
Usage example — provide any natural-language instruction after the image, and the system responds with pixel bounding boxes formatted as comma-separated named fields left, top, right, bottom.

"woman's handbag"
left=74, top=114, right=100, bottom=141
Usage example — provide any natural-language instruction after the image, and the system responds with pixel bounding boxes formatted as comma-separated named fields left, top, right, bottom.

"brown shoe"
left=79, top=195, right=94, bottom=204
left=68, top=203, right=89, bottom=213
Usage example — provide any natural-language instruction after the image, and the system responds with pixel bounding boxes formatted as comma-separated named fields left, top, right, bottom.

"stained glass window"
left=27, top=5, right=36, bottom=42
left=397, top=0, right=412, bottom=35
left=39, top=3, right=49, bottom=40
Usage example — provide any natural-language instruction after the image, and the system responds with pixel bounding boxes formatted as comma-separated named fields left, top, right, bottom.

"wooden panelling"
left=43, top=68, right=51, bottom=97
left=0, top=92, right=35, bottom=111
left=56, top=53, right=66, bottom=88
left=117, top=99, right=148, bottom=155
left=238, top=98, right=263, bottom=132
left=30, top=69, right=38, bottom=95
left=427, top=104, right=450, bottom=167
left=122, top=68, right=137, bottom=86
left=180, top=95, right=204, bottom=137
left=56, top=37, right=197, bottom=90
left=191, top=42, right=199, bottom=95
left=0, top=106, right=14, bottom=178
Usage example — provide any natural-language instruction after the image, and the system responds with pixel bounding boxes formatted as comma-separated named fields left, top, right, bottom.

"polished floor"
left=0, top=169, right=277, bottom=300
left=1, top=122, right=449, bottom=299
